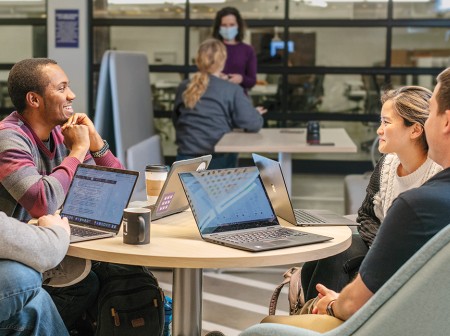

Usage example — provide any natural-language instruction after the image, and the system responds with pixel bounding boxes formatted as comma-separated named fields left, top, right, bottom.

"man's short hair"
left=7, top=58, right=58, bottom=114
left=436, top=67, right=450, bottom=115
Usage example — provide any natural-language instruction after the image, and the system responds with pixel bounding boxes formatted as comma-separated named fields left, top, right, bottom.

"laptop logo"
left=197, top=162, right=207, bottom=171
left=271, top=184, right=277, bottom=193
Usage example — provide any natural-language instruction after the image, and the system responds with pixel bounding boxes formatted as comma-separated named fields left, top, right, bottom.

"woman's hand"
left=256, top=106, right=268, bottom=115
left=228, top=73, right=243, bottom=84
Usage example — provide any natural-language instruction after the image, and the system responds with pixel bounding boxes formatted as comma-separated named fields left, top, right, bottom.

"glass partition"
left=189, top=0, right=285, bottom=19
left=289, top=27, right=387, bottom=67
left=284, top=74, right=384, bottom=115
left=289, top=0, right=388, bottom=19
left=190, top=26, right=290, bottom=66
left=107, top=27, right=185, bottom=65
left=0, top=71, right=12, bottom=110
left=392, top=27, right=450, bottom=68
left=388, top=74, right=437, bottom=90
left=94, top=0, right=185, bottom=19
left=152, top=72, right=182, bottom=113
left=0, top=1, right=45, bottom=18
left=0, top=26, right=35, bottom=63
left=393, top=0, right=450, bottom=19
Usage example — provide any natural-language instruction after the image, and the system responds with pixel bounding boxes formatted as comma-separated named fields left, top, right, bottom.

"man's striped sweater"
left=0, top=111, right=123, bottom=222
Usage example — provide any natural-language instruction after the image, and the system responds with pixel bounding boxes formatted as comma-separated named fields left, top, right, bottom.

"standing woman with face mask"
left=212, top=7, right=257, bottom=94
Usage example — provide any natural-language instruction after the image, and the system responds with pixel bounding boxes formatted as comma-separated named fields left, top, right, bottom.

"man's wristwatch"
left=326, top=299, right=337, bottom=317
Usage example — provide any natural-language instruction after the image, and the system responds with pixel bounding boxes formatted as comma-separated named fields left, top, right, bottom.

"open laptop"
left=147, top=155, right=212, bottom=221
left=60, top=164, right=139, bottom=243
left=178, top=167, right=332, bottom=252
left=252, top=153, right=359, bottom=227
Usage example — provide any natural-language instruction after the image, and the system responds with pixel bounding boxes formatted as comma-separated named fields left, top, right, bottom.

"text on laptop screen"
left=61, top=166, right=137, bottom=230
left=179, top=167, right=277, bottom=234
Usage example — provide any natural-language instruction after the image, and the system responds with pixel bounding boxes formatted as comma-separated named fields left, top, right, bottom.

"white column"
left=47, top=0, right=89, bottom=114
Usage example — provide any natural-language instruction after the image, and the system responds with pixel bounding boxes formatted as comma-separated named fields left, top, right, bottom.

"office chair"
left=343, top=80, right=366, bottom=113
left=344, top=138, right=380, bottom=215
left=360, top=75, right=381, bottom=153
left=273, top=75, right=324, bottom=113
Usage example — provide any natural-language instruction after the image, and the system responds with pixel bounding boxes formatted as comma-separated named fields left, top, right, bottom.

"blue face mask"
left=219, top=26, right=238, bottom=41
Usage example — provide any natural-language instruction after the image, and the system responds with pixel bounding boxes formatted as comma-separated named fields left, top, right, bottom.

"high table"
left=67, top=211, right=352, bottom=336
left=215, top=128, right=357, bottom=195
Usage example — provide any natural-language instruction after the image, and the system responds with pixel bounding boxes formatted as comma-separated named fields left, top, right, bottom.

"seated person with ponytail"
left=301, top=86, right=442, bottom=302
left=172, top=38, right=266, bottom=169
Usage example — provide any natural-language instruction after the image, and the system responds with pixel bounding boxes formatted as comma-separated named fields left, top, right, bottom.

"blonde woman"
left=172, top=38, right=265, bottom=169
left=301, top=86, right=442, bottom=301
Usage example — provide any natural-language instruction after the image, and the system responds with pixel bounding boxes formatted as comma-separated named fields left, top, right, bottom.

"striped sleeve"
left=0, top=128, right=77, bottom=219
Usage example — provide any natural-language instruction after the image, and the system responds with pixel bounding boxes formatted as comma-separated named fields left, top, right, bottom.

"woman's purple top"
left=223, top=42, right=257, bottom=92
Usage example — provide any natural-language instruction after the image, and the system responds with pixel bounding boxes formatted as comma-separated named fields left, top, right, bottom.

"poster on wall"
left=55, top=9, right=79, bottom=48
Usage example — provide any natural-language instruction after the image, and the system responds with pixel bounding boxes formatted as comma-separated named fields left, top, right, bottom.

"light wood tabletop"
left=67, top=210, right=352, bottom=268
left=215, top=128, right=357, bottom=195
left=215, top=128, right=356, bottom=153
left=67, top=210, right=352, bottom=336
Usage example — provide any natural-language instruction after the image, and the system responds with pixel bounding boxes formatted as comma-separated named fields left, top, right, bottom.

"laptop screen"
left=179, top=167, right=278, bottom=235
left=60, top=165, right=138, bottom=232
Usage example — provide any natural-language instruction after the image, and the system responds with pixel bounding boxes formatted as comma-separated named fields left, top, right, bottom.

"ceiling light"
left=0, top=0, right=42, bottom=2
left=108, top=0, right=225, bottom=4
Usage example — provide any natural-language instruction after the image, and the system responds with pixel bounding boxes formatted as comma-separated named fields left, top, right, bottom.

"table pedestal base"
left=172, top=268, right=203, bottom=336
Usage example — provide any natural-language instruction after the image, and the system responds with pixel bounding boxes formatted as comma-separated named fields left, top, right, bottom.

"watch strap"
left=91, top=140, right=109, bottom=158
left=326, top=299, right=337, bottom=317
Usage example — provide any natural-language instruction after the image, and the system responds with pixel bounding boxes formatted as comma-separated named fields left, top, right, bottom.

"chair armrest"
left=261, top=314, right=344, bottom=333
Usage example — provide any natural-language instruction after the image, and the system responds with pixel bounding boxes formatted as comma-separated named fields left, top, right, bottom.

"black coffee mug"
left=306, top=121, right=320, bottom=144
left=123, top=208, right=151, bottom=245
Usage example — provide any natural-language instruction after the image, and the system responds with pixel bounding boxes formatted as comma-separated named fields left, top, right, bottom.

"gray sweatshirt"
left=0, top=212, right=70, bottom=273
left=173, top=75, right=264, bottom=155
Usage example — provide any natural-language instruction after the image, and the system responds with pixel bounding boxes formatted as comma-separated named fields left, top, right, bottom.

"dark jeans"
left=301, top=233, right=369, bottom=301
left=176, top=153, right=238, bottom=169
left=44, top=270, right=99, bottom=330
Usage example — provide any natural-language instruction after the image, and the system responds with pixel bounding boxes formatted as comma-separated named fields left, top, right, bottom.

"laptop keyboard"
left=71, top=226, right=105, bottom=238
left=294, top=209, right=327, bottom=224
left=219, top=228, right=307, bottom=244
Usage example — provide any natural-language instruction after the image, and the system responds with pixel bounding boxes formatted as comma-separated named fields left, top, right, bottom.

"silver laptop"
left=178, top=167, right=332, bottom=252
left=60, top=164, right=139, bottom=243
left=252, top=153, right=359, bottom=227
left=148, top=155, right=212, bottom=221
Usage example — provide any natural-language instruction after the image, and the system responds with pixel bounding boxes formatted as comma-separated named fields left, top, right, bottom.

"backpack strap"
left=269, top=267, right=304, bottom=315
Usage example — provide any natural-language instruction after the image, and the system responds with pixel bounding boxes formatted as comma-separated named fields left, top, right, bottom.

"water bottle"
left=306, top=120, right=320, bottom=145
left=163, top=296, right=173, bottom=336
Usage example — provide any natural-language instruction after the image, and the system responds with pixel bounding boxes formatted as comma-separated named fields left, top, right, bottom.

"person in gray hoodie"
left=173, top=38, right=265, bottom=169
left=0, top=212, right=70, bottom=335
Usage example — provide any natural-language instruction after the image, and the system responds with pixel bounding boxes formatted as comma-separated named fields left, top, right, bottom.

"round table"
left=67, top=211, right=352, bottom=336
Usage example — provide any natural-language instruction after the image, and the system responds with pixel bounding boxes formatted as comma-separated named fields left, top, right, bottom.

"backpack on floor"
left=94, top=263, right=165, bottom=336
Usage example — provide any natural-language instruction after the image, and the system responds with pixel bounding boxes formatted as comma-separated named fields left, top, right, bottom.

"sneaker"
left=43, top=256, right=91, bottom=287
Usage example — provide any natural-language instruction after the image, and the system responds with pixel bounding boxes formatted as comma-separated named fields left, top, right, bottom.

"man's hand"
left=37, top=214, right=71, bottom=236
left=62, top=113, right=104, bottom=152
left=312, top=275, right=374, bottom=321
left=312, top=284, right=339, bottom=315
left=62, top=113, right=95, bottom=134
left=61, top=124, right=90, bottom=162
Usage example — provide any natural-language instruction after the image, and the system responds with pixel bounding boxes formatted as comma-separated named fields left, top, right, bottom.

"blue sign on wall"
left=55, top=9, right=79, bottom=48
